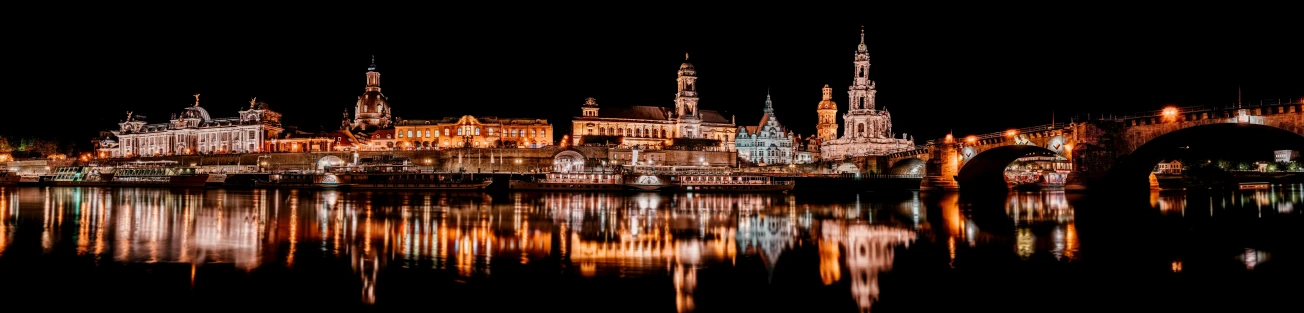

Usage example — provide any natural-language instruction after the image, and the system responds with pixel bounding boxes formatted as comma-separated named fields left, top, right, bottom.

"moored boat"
left=105, top=161, right=209, bottom=187
left=0, top=171, right=21, bottom=186
left=205, top=173, right=229, bottom=187
left=508, top=172, right=624, bottom=191
left=254, top=173, right=344, bottom=189
left=663, top=173, right=794, bottom=193
left=337, top=172, right=492, bottom=190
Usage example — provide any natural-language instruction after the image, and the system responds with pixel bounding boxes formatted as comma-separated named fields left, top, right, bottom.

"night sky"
left=9, top=14, right=1301, bottom=150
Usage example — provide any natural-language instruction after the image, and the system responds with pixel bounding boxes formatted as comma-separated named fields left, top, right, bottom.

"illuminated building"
left=349, top=56, right=393, bottom=131
left=816, top=84, right=839, bottom=141
left=108, top=95, right=285, bottom=157
left=571, top=54, right=738, bottom=150
left=736, top=92, right=805, bottom=165
left=395, top=115, right=553, bottom=149
left=820, top=27, right=915, bottom=160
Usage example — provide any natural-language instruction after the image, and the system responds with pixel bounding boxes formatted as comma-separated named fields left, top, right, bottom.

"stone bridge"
left=881, top=99, right=1304, bottom=191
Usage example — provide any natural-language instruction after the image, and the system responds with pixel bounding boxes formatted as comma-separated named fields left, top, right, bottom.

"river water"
left=0, top=186, right=1299, bottom=312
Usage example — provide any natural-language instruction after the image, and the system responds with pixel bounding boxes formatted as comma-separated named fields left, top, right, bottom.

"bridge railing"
left=922, top=123, right=1069, bottom=146
left=1086, top=98, right=1302, bottom=121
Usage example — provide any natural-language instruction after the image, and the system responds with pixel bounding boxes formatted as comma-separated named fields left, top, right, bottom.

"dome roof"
left=680, top=62, right=694, bottom=70
left=818, top=99, right=837, bottom=110
left=180, top=106, right=211, bottom=121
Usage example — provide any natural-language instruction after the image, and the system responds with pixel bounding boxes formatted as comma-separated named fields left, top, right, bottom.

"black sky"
left=8, top=12, right=1301, bottom=148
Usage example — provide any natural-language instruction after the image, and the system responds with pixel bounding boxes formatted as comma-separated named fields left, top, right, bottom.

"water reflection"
left=0, top=185, right=1300, bottom=311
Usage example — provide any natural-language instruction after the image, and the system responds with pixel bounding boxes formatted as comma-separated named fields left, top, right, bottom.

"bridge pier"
left=920, top=175, right=959, bottom=191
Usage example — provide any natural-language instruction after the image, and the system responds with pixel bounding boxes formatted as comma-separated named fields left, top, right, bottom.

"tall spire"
left=764, top=89, right=774, bottom=113
left=367, top=55, right=377, bottom=71
left=685, top=52, right=689, bottom=61
left=857, top=25, right=868, bottom=52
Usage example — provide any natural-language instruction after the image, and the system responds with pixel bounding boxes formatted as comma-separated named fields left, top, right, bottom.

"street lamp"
left=1162, top=106, right=1179, bottom=122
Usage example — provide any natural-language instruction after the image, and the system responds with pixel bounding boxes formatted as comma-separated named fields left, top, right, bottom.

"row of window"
left=399, top=127, right=546, bottom=139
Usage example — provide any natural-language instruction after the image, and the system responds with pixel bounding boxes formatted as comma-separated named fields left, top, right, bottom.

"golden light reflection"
left=821, top=221, right=914, bottom=313
left=1171, top=260, right=1182, bottom=273
left=0, top=191, right=10, bottom=256
left=819, top=238, right=841, bottom=285
left=673, top=262, right=696, bottom=313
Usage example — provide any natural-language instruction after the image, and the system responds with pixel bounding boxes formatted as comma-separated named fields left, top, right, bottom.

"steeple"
left=365, top=56, right=381, bottom=92
left=764, top=89, right=774, bottom=113
left=368, top=55, right=377, bottom=71
left=857, top=25, right=867, bottom=52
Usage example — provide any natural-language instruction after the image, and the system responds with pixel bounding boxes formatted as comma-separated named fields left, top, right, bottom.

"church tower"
left=353, top=55, right=391, bottom=130
left=675, top=53, right=702, bottom=138
left=817, top=84, right=839, bottom=140
left=847, top=26, right=876, bottom=112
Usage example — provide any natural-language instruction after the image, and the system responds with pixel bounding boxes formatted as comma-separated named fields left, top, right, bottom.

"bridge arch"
left=888, top=158, right=926, bottom=175
left=956, top=145, right=1061, bottom=191
left=835, top=162, right=860, bottom=174
left=553, top=150, right=587, bottom=173
left=316, top=155, right=345, bottom=170
left=1104, top=123, right=1304, bottom=190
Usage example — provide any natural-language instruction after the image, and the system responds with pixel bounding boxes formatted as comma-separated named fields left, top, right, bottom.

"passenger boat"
left=205, top=173, right=229, bottom=187
left=254, top=172, right=344, bottom=189
left=330, top=164, right=493, bottom=190
left=49, top=166, right=111, bottom=186
left=508, top=171, right=625, bottom=191
left=18, top=174, right=43, bottom=186
left=1239, top=182, right=1271, bottom=190
left=662, top=173, right=794, bottom=192
left=0, top=171, right=21, bottom=186
left=622, top=165, right=795, bottom=192
left=103, top=161, right=209, bottom=187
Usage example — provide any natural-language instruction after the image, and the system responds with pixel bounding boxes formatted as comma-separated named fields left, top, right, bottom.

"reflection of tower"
left=739, top=215, right=795, bottom=282
left=820, top=221, right=914, bottom=313
left=673, top=262, right=697, bottom=313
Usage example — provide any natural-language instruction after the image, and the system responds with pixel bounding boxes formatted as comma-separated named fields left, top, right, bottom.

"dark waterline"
left=0, top=186, right=1300, bottom=312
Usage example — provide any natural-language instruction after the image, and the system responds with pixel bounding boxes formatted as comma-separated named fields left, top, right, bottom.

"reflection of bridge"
left=876, top=101, right=1304, bottom=190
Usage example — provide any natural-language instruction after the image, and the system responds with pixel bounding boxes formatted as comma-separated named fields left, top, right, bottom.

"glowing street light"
left=966, top=135, right=977, bottom=144
left=1161, top=106, right=1179, bottom=122
left=1005, top=129, right=1018, bottom=137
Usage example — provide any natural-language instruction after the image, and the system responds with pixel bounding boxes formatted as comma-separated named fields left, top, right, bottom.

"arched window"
left=857, top=123, right=865, bottom=135
left=407, top=130, right=413, bottom=138
left=475, top=128, right=481, bottom=136
left=859, top=97, right=864, bottom=109
left=859, top=66, right=864, bottom=77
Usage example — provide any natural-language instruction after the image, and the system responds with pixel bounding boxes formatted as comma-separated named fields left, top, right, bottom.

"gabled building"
left=736, top=92, right=798, bottom=165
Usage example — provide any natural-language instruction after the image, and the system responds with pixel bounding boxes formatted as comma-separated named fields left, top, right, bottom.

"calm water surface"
left=0, top=186, right=1300, bottom=312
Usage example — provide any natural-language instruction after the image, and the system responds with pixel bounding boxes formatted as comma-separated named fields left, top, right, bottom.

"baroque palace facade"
left=571, top=54, right=737, bottom=151
left=819, top=28, right=915, bottom=160
left=101, top=95, right=294, bottom=158
left=394, top=115, right=553, bottom=149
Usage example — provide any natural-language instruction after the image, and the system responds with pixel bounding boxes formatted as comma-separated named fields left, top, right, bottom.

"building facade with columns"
left=395, top=115, right=553, bottom=149
left=735, top=92, right=801, bottom=165
left=108, top=95, right=285, bottom=158
left=820, top=28, right=915, bottom=160
left=571, top=55, right=737, bottom=151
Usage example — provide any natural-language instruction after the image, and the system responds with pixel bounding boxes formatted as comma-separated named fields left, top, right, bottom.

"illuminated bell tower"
left=817, top=84, right=839, bottom=141
left=847, top=26, right=877, bottom=112
left=675, top=52, right=701, bottom=138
